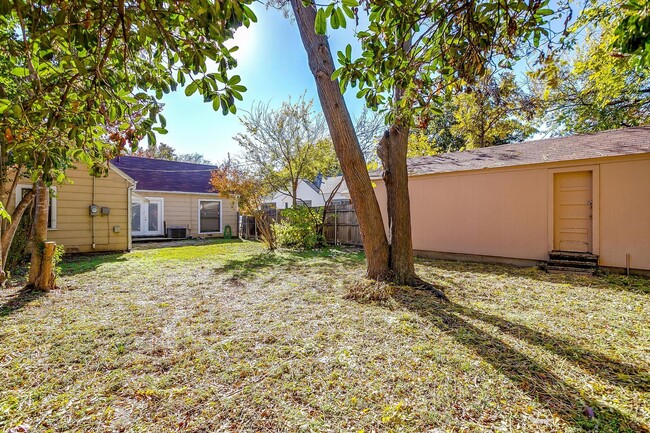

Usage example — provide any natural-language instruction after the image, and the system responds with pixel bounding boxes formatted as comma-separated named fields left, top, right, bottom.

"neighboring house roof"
left=372, top=126, right=650, bottom=178
left=111, top=155, right=217, bottom=193
left=108, top=164, right=136, bottom=185
left=302, top=178, right=321, bottom=193
left=321, top=175, right=349, bottom=197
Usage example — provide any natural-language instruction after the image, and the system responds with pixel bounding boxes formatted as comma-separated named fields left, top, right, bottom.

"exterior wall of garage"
left=374, top=154, right=650, bottom=272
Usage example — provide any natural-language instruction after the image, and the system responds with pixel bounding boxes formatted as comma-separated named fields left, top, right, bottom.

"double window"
left=198, top=200, right=221, bottom=233
left=16, top=185, right=57, bottom=229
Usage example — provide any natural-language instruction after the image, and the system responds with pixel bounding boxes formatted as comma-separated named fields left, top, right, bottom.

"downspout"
left=127, top=181, right=137, bottom=251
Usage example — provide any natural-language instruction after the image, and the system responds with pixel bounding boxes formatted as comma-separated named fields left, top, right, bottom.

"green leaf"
left=331, top=10, right=340, bottom=29
left=0, top=203, right=11, bottom=223
left=315, top=9, right=327, bottom=35
left=0, top=99, right=10, bottom=114
left=336, top=8, right=347, bottom=29
left=185, top=81, right=199, bottom=96
left=11, top=67, right=30, bottom=77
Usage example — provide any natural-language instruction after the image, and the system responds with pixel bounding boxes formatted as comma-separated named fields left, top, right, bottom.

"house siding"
left=374, top=153, right=650, bottom=271
left=599, top=158, right=650, bottom=270
left=270, top=181, right=324, bottom=209
left=7, top=166, right=132, bottom=253
left=136, top=191, right=238, bottom=238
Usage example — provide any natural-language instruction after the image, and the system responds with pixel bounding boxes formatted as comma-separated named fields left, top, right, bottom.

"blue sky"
left=156, top=4, right=367, bottom=164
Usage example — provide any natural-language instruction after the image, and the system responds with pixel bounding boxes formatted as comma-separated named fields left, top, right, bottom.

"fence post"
left=334, top=204, right=338, bottom=245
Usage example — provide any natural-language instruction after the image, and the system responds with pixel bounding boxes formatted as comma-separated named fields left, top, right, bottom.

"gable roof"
left=302, top=178, right=321, bottom=193
left=111, top=156, right=217, bottom=193
left=376, top=126, right=650, bottom=178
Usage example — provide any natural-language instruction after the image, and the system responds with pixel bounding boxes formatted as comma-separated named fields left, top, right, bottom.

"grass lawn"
left=1, top=239, right=648, bottom=432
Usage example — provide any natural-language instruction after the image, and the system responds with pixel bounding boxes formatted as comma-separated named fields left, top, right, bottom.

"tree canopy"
left=0, top=0, right=255, bottom=184
left=452, top=73, right=539, bottom=149
left=326, top=0, right=561, bottom=125
left=0, top=0, right=255, bottom=287
left=533, top=1, right=650, bottom=134
left=235, top=96, right=338, bottom=205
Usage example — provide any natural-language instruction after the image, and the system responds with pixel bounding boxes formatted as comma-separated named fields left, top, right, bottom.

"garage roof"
left=377, top=126, right=650, bottom=178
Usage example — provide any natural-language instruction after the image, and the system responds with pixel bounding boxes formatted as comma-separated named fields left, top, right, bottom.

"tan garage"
left=373, top=126, right=650, bottom=274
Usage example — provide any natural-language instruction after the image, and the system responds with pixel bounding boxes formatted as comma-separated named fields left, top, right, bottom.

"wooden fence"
left=322, top=204, right=362, bottom=246
left=238, top=204, right=362, bottom=246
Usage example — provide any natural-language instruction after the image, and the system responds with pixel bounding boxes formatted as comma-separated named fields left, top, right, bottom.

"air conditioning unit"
left=167, top=227, right=188, bottom=239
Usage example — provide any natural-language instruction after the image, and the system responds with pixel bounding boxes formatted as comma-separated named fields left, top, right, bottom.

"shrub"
left=275, top=206, right=325, bottom=249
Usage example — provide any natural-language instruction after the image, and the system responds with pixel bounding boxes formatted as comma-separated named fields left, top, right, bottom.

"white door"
left=132, top=197, right=164, bottom=236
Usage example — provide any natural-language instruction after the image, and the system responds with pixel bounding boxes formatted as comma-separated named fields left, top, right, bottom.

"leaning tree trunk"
left=0, top=224, right=4, bottom=285
left=1, top=189, right=35, bottom=276
left=27, top=180, right=56, bottom=290
left=289, top=0, right=391, bottom=280
left=377, top=122, right=417, bottom=285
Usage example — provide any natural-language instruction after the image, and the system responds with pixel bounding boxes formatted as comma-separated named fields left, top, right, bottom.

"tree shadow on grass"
left=416, top=258, right=650, bottom=295
left=455, top=305, right=650, bottom=393
left=213, top=247, right=365, bottom=280
left=0, top=286, right=47, bottom=320
left=393, top=290, right=649, bottom=432
left=60, top=253, right=128, bottom=276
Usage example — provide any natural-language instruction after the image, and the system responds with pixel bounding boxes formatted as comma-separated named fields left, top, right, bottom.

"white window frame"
left=198, top=199, right=222, bottom=234
left=16, top=184, right=57, bottom=230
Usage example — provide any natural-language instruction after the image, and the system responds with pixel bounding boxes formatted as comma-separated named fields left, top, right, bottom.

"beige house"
left=8, top=165, right=134, bottom=253
left=373, top=126, right=650, bottom=274
left=111, top=156, right=238, bottom=239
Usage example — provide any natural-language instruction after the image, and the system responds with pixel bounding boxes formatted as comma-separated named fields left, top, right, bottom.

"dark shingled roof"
left=374, top=126, right=650, bottom=178
left=111, top=156, right=217, bottom=193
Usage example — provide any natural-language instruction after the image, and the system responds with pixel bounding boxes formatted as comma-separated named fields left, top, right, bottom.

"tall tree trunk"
left=27, top=180, right=55, bottom=290
left=377, top=122, right=417, bottom=284
left=1, top=189, right=35, bottom=275
left=0, top=224, right=4, bottom=285
left=289, top=0, right=391, bottom=280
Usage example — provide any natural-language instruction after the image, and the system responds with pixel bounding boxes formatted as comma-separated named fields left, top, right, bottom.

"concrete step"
left=546, top=265, right=596, bottom=276
left=547, top=259, right=599, bottom=269
left=549, top=251, right=599, bottom=263
left=132, top=237, right=173, bottom=243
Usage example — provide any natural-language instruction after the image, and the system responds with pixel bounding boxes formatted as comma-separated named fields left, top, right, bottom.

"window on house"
left=284, top=202, right=289, bottom=209
left=199, top=200, right=221, bottom=233
left=16, top=185, right=57, bottom=229
left=302, top=200, right=312, bottom=208
left=261, top=203, right=276, bottom=211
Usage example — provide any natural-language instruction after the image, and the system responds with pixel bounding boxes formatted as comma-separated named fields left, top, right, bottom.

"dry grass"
left=0, top=239, right=648, bottom=432
left=343, top=279, right=396, bottom=306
